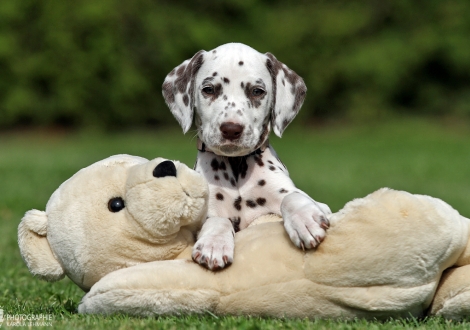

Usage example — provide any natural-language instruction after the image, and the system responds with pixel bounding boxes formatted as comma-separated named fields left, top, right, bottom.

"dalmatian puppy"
left=162, top=43, right=331, bottom=270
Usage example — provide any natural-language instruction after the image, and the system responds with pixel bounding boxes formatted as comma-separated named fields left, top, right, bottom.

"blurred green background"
left=2, top=2, right=470, bottom=326
left=1, top=0, right=469, bottom=130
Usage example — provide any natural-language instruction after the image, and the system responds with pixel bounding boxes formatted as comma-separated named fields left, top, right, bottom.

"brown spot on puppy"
left=230, top=217, right=241, bottom=232
left=176, top=64, right=186, bottom=77
left=246, top=200, right=257, bottom=208
left=202, top=83, right=223, bottom=103
left=211, top=158, right=219, bottom=171
left=234, top=196, right=242, bottom=211
left=228, top=156, right=249, bottom=182
left=244, top=82, right=266, bottom=108
left=254, top=156, right=264, bottom=166
left=175, top=51, right=204, bottom=95
left=255, top=123, right=269, bottom=150
left=162, top=81, right=175, bottom=104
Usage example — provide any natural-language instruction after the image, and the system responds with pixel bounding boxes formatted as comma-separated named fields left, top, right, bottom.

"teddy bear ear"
left=18, top=209, right=65, bottom=282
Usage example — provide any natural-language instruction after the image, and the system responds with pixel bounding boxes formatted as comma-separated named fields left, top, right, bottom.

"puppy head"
left=162, top=43, right=306, bottom=156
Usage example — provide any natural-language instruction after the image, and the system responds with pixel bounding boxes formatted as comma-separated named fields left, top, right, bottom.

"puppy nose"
left=220, top=122, right=244, bottom=140
left=153, top=160, right=177, bottom=178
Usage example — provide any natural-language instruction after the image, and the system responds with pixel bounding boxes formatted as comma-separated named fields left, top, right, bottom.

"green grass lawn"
left=1, top=118, right=470, bottom=329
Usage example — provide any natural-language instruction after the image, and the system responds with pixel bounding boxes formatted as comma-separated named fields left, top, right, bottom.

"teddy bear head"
left=18, top=155, right=208, bottom=291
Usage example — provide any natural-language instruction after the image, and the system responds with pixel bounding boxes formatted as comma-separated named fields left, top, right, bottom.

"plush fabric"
left=78, top=189, right=470, bottom=319
left=18, top=155, right=470, bottom=319
left=430, top=265, right=470, bottom=318
left=18, top=155, right=207, bottom=290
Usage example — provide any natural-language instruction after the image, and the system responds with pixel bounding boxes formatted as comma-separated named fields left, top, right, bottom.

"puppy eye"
left=108, top=197, right=125, bottom=213
left=202, top=86, right=214, bottom=94
left=252, top=88, right=265, bottom=96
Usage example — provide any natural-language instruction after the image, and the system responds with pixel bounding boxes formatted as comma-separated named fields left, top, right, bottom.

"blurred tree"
left=0, top=0, right=469, bottom=129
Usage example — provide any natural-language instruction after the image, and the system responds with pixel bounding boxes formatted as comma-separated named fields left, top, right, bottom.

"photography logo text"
left=0, top=308, right=53, bottom=327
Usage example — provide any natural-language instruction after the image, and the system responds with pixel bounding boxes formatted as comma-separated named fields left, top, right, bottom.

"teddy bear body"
left=78, top=188, right=470, bottom=319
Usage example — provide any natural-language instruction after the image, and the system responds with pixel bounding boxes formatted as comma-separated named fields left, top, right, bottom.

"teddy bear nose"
left=153, top=160, right=177, bottom=178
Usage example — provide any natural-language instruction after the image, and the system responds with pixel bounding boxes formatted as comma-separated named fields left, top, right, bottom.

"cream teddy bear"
left=18, top=155, right=470, bottom=319
left=18, top=155, right=208, bottom=291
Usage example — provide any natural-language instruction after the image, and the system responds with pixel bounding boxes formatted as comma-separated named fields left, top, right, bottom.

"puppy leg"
left=281, top=192, right=331, bottom=250
left=192, top=217, right=234, bottom=270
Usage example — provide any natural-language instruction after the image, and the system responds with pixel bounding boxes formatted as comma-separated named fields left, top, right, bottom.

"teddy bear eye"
left=108, top=197, right=125, bottom=213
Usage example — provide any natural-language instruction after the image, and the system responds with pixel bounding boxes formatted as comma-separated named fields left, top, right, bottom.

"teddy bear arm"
left=18, top=209, right=65, bottom=281
left=79, top=260, right=220, bottom=315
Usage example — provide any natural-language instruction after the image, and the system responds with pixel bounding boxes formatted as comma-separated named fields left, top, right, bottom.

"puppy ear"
left=18, top=209, right=65, bottom=281
left=162, top=50, right=206, bottom=134
left=265, top=53, right=307, bottom=137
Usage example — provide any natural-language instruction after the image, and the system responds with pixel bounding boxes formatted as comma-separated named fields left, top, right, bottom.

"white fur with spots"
left=163, top=43, right=331, bottom=270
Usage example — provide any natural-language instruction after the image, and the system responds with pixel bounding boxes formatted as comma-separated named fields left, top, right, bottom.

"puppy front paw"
left=281, top=192, right=331, bottom=250
left=192, top=235, right=234, bottom=270
left=191, top=217, right=235, bottom=270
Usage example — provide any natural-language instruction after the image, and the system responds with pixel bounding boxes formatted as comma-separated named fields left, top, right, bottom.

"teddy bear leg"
left=429, top=265, right=470, bottom=319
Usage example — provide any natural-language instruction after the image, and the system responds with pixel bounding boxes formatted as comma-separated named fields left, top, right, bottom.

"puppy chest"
left=196, top=151, right=295, bottom=231
left=208, top=184, right=281, bottom=231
